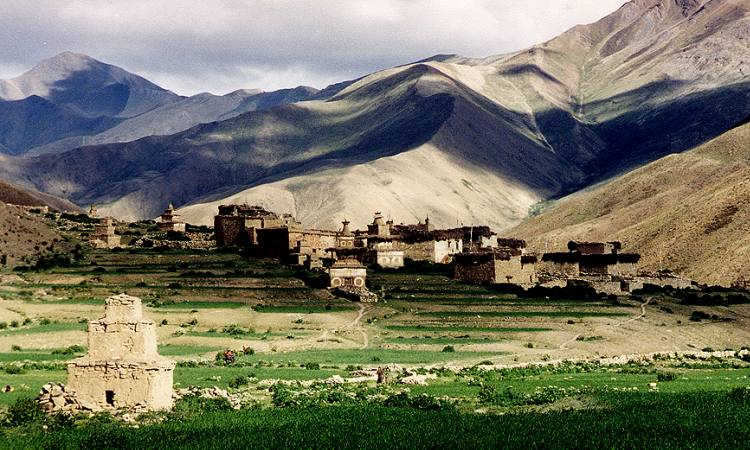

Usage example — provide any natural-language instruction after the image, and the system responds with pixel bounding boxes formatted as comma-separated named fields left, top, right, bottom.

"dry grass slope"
left=0, top=181, right=79, bottom=212
left=0, top=204, right=66, bottom=269
left=511, top=123, right=750, bottom=286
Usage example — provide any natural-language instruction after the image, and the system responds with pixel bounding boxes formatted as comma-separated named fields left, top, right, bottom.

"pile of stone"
left=37, top=382, right=82, bottom=413
left=173, top=386, right=242, bottom=410
left=333, top=286, right=378, bottom=303
left=399, top=372, right=438, bottom=386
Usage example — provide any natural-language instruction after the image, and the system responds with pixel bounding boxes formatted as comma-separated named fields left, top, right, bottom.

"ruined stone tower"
left=67, top=294, right=175, bottom=411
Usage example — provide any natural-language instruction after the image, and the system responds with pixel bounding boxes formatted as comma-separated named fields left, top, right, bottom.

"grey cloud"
left=0, top=0, right=627, bottom=95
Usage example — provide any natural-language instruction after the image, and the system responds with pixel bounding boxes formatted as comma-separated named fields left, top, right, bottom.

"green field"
left=418, top=311, right=630, bottom=318
left=3, top=392, right=750, bottom=448
left=384, top=325, right=553, bottom=333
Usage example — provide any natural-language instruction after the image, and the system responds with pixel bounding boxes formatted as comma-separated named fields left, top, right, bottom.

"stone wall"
left=329, top=266, right=367, bottom=288
left=495, top=256, right=537, bottom=285
left=454, top=257, right=495, bottom=284
left=289, top=229, right=338, bottom=256
left=214, top=216, right=245, bottom=247
left=67, top=361, right=174, bottom=411
left=376, top=250, right=404, bottom=268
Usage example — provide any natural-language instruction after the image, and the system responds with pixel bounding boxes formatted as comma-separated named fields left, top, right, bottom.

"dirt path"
left=617, top=297, right=652, bottom=327
left=559, top=333, right=581, bottom=350
left=561, top=298, right=652, bottom=351
left=352, top=303, right=369, bottom=349
left=309, top=303, right=369, bottom=349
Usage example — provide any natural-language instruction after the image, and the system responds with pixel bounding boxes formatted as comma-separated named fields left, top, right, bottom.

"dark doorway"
left=105, top=390, right=115, bottom=406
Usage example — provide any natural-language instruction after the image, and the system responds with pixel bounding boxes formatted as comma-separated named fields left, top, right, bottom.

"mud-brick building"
left=67, top=294, right=175, bottom=411
left=157, top=203, right=186, bottom=233
left=542, top=241, right=640, bottom=278
left=90, top=217, right=121, bottom=249
left=454, top=247, right=538, bottom=286
left=328, top=259, right=367, bottom=288
left=214, top=204, right=289, bottom=248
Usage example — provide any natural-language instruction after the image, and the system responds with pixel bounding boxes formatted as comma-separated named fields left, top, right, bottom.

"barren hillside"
left=511, top=122, right=750, bottom=286
left=0, top=203, right=67, bottom=269
left=0, top=181, right=80, bottom=212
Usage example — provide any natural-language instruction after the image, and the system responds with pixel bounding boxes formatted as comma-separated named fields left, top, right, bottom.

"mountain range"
left=0, top=0, right=748, bottom=282
left=0, top=51, right=326, bottom=156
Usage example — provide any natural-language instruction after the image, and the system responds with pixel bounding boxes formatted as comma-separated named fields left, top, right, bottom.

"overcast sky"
left=0, top=0, right=627, bottom=96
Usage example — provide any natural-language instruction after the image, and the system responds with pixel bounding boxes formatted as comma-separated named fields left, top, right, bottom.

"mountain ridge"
left=1, top=0, right=749, bottom=231
left=510, top=121, right=750, bottom=286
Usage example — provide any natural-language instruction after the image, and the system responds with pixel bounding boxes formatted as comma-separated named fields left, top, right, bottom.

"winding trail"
left=310, top=303, right=369, bottom=349
left=617, top=297, right=652, bottom=327
left=560, top=298, right=652, bottom=350
left=352, top=303, right=369, bottom=349
left=559, top=333, right=582, bottom=350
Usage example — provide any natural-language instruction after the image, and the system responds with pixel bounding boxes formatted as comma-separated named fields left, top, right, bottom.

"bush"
left=0, top=322, right=7, bottom=329
left=304, top=362, right=321, bottom=370
left=442, top=345, right=455, bottom=353
left=690, top=311, right=711, bottom=322
left=4, top=366, right=26, bottom=375
left=171, top=395, right=233, bottom=419
left=11, top=345, right=21, bottom=352
left=729, top=387, right=750, bottom=401
left=657, top=372, right=678, bottom=382
left=51, top=345, right=86, bottom=355
left=9, top=321, right=19, bottom=328
left=4, top=397, right=44, bottom=427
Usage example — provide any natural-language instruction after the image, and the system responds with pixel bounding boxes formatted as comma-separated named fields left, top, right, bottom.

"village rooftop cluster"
left=89, top=203, right=691, bottom=301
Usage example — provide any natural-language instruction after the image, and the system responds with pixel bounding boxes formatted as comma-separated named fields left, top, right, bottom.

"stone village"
left=89, top=202, right=692, bottom=300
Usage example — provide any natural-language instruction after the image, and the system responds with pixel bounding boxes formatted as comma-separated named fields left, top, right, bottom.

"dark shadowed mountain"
left=2, top=0, right=749, bottom=230
left=0, top=52, right=325, bottom=155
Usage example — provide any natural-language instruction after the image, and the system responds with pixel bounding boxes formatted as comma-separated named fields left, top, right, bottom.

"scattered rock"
left=37, top=382, right=83, bottom=413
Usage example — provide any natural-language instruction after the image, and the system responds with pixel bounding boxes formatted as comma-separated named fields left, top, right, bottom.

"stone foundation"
left=67, top=360, right=174, bottom=411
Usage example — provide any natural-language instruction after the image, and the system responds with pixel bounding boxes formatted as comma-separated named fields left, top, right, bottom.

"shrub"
left=9, top=321, right=18, bottom=328
left=4, top=366, right=26, bottom=375
left=160, top=319, right=168, bottom=326
left=22, top=318, right=31, bottom=325
left=229, top=376, right=250, bottom=389
left=40, top=318, right=51, bottom=325
left=4, top=397, right=44, bottom=427
left=442, top=345, right=455, bottom=353
left=171, top=395, right=233, bottom=419
left=729, top=387, right=750, bottom=401
left=52, top=345, right=86, bottom=355
left=168, top=283, right=183, bottom=289
left=11, top=345, right=21, bottom=352
left=657, top=372, right=678, bottom=382
left=304, top=362, right=321, bottom=370
left=690, top=311, right=711, bottom=322
left=0, top=322, right=7, bottom=330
